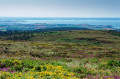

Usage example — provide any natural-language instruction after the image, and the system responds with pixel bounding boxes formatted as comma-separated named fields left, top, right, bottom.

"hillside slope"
left=0, top=30, right=120, bottom=78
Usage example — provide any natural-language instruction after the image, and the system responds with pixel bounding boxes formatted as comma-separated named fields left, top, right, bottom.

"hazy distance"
left=0, top=0, right=120, bottom=17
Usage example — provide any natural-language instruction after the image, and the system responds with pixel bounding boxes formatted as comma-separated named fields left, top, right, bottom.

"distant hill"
left=0, top=23, right=116, bottom=31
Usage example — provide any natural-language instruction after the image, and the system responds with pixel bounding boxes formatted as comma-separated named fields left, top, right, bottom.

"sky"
left=0, top=0, right=120, bottom=17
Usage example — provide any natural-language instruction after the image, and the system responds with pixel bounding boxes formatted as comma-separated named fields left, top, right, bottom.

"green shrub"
left=11, top=65, right=23, bottom=71
left=35, top=66, right=42, bottom=72
left=107, top=60, right=120, bottom=67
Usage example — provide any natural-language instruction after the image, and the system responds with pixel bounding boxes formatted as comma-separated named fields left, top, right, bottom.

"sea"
left=1, top=17, right=120, bottom=29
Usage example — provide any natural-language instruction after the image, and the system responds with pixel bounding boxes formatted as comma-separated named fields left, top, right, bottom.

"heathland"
left=0, top=30, right=120, bottom=79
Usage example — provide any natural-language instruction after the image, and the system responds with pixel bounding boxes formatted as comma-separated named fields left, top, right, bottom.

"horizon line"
left=0, top=16, right=120, bottom=18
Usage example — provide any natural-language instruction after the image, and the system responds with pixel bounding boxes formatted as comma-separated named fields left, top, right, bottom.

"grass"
left=0, top=30, right=120, bottom=79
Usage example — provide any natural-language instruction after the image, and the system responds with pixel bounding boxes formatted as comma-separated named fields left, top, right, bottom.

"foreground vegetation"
left=0, top=30, right=120, bottom=79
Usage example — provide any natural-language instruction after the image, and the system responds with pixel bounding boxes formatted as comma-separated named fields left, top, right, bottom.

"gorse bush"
left=107, top=60, right=120, bottom=67
left=98, top=60, right=120, bottom=69
left=0, top=59, right=78, bottom=79
left=0, top=59, right=21, bottom=68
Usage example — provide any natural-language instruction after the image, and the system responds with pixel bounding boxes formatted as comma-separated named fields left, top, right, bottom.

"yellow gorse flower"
left=0, top=64, right=78, bottom=79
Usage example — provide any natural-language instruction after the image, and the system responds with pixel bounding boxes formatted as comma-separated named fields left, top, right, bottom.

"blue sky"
left=0, top=0, right=120, bottom=17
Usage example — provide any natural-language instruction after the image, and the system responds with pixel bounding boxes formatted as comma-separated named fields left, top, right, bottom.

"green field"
left=0, top=30, right=120, bottom=79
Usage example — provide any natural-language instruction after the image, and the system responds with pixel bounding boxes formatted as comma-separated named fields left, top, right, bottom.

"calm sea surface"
left=0, top=17, right=120, bottom=29
left=19, top=18, right=120, bottom=29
